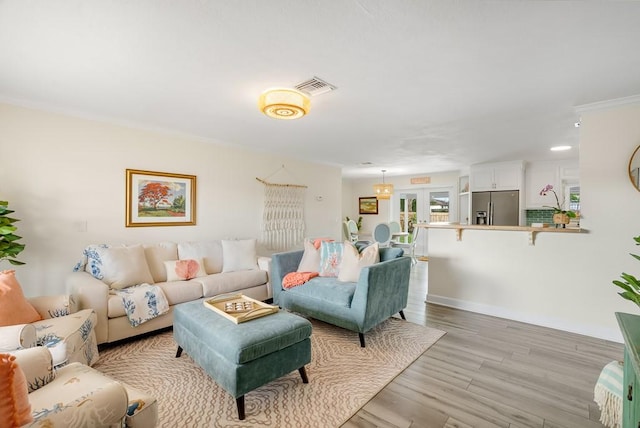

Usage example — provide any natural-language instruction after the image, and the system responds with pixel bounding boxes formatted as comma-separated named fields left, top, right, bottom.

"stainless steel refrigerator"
left=471, top=190, right=519, bottom=226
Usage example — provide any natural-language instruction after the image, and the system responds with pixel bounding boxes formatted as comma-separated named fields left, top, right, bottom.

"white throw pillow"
left=297, top=240, right=321, bottom=272
left=221, top=239, right=258, bottom=273
left=164, top=258, right=207, bottom=281
left=338, top=242, right=380, bottom=282
left=97, top=245, right=155, bottom=289
left=178, top=241, right=223, bottom=274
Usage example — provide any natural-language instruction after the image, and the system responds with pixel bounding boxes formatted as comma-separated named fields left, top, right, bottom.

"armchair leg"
left=359, top=333, right=365, bottom=348
left=399, top=310, right=406, bottom=320
left=176, top=346, right=183, bottom=358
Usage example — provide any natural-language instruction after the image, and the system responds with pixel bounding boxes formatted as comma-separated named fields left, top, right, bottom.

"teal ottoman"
left=173, top=299, right=312, bottom=420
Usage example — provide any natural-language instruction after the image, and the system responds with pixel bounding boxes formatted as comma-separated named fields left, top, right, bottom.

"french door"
left=393, top=187, right=453, bottom=257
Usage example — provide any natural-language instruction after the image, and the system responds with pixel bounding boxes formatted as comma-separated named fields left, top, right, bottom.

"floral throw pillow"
left=319, top=241, right=344, bottom=277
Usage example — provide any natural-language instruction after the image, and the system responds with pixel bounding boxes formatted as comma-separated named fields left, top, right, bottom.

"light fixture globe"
left=258, top=88, right=311, bottom=120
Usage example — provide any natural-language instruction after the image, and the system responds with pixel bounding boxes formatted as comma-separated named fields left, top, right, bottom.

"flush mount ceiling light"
left=373, top=170, right=394, bottom=200
left=258, top=88, right=310, bottom=120
left=550, top=145, right=572, bottom=151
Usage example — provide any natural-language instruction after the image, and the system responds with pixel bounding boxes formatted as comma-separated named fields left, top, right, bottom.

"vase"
left=553, top=213, right=570, bottom=228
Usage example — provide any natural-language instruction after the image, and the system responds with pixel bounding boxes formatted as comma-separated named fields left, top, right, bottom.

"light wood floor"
left=343, top=262, right=623, bottom=428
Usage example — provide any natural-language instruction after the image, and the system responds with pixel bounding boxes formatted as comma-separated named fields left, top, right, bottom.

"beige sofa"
left=66, top=239, right=271, bottom=345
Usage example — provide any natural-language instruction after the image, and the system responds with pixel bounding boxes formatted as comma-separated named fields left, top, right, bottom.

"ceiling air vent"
left=294, top=76, right=337, bottom=96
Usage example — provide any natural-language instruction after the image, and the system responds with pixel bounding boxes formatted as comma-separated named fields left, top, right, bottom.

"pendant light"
left=373, top=170, right=393, bottom=200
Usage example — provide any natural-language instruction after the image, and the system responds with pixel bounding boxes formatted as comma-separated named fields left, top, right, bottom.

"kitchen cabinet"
left=616, top=312, right=640, bottom=428
left=470, top=161, right=523, bottom=192
left=525, top=160, right=579, bottom=209
left=525, top=165, right=559, bottom=208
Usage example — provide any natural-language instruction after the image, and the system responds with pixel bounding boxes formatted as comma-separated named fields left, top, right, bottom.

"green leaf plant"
left=613, top=235, right=640, bottom=307
left=0, top=201, right=26, bottom=266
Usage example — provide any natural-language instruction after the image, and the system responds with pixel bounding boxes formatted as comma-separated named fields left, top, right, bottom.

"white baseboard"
left=426, top=294, right=623, bottom=343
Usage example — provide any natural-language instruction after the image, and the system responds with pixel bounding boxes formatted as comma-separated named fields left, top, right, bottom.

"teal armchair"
left=271, top=247, right=411, bottom=347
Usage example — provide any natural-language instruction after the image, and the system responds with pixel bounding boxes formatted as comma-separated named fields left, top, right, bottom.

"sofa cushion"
left=157, top=281, right=204, bottom=306
left=338, top=242, right=379, bottom=282
left=164, top=259, right=207, bottom=281
left=178, top=241, right=223, bottom=274
left=197, top=270, right=268, bottom=298
left=144, top=242, right=178, bottom=283
left=222, top=239, right=259, bottom=272
left=286, top=277, right=357, bottom=308
left=379, top=247, right=404, bottom=262
left=0, top=270, right=43, bottom=327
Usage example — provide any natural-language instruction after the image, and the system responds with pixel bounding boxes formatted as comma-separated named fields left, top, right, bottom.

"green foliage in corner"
left=613, top=235, right=640, bottom=307
left=0, top=201, right=26, bottom=265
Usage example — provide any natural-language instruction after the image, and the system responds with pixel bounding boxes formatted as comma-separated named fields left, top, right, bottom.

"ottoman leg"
left=299, top=366, right=309, bottom=383
left=236, top=396, right=245, bottom=420
left=176, top=346, right=183, bottom=358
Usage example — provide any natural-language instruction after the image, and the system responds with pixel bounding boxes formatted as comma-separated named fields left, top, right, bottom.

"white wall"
left=428, top=98, right=640, bottom=342
left=0, top=103, right=342, bottom=296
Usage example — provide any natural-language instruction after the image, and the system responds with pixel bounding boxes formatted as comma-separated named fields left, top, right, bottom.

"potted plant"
left=539, top=184, right=577, bottom=228
left=0, top=201, right=26, bottom=265
left=613, top=236, right=640, bottom=308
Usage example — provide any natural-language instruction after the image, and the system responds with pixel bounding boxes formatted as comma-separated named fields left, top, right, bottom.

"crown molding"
left=575, top=93, right=640, bottom=113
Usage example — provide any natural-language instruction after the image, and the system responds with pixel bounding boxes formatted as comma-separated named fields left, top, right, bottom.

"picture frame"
left=126, top=169, right=196, bottom=227
left=359, top=197, right=379, bottom=215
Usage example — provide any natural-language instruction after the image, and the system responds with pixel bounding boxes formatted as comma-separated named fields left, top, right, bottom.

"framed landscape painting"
left=359, top=197, right=378, bottom=215
left=126, top=169, right=196, bottom=227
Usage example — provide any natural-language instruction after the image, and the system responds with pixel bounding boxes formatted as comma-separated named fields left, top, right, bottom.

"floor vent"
left=294, top=76, right=337, bottom=96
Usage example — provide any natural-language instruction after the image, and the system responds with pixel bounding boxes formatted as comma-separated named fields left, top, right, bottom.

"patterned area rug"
left=95, top=317, right=445, bottom=427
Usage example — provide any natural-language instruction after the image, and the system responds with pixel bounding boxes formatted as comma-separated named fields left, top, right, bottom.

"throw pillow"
left=221, top=239, right=258, bottom=273
left=297, top=238, right=333, bottom=272
left=297, top=240, right=321, bottom=272
left=90, top=245, right=155, bottom=290
left=0, top=270, right=42, bottom=327
left=178, top=241, right=224, bottom=274
left=163, top=259, right=207, bottom=281
left=338, top=242, right=380, bottom=282
left=0, top=353, right=33, bottom=427
left=319, top=241, right=344, bottom=277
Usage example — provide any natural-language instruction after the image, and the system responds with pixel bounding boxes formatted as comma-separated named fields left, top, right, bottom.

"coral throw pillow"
left=164, top=259, right=207, bottom=281
left=0, top=270, right=42, bottom=327
left=0, top=353, right=33, bottom=427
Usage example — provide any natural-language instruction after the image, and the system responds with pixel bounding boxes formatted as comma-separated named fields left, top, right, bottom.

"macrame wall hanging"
left=256, top=165, right=307, bottom=251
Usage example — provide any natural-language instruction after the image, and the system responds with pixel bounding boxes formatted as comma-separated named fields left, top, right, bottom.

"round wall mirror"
left=630, top=145, right=640, bottom=191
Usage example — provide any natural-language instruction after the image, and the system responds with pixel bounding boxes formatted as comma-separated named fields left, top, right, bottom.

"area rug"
left=94, top=317, right=445, bottom=428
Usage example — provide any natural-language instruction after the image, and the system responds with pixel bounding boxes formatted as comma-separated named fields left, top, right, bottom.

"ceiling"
left=1, top=1, right=639, bottom=179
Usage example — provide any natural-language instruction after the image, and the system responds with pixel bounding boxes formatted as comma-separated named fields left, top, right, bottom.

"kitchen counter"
left=415, top=223, right=585, bottom=245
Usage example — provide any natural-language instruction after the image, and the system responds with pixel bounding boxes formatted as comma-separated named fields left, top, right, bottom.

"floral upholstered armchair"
left=0, top=270, right=99, bottom=368
left=4, top=346, right=129, bottom=427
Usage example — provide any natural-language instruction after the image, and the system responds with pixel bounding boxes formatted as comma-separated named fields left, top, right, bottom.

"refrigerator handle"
left=488, top=202, right=493, bottom=225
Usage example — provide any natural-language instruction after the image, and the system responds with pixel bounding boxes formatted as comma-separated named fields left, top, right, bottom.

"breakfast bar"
left=417, top=223, right=611, bottom=341
left=415, top=223, right=585, bottom=245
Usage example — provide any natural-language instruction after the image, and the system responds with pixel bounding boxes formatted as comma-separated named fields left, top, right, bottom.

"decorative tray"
left=203, top=293, right=278, bottom=324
